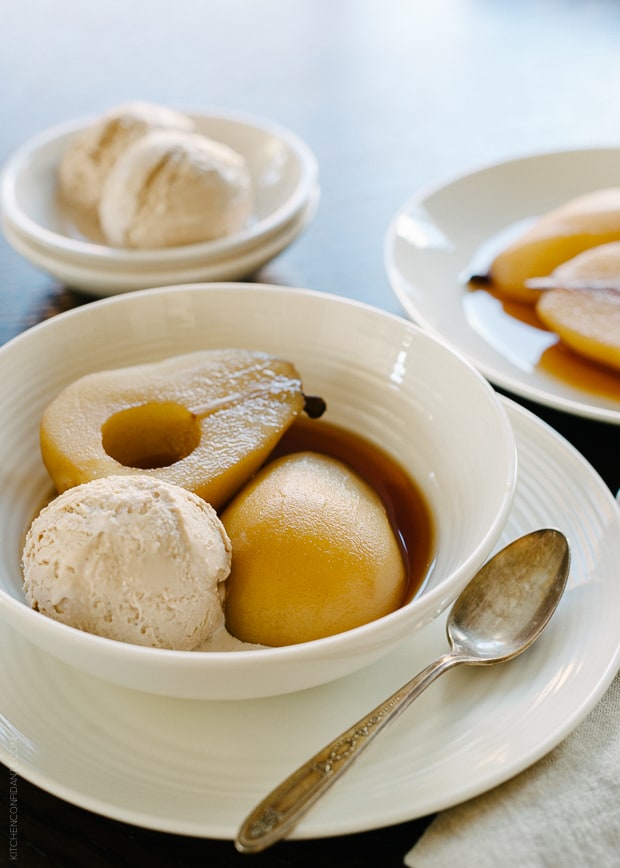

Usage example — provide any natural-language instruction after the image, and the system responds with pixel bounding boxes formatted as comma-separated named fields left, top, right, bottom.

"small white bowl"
left=0, top=110, right=319, bottom=289
left=1, top=187, right=318, bottom=294
left=0, top=284, right=517, bottom=700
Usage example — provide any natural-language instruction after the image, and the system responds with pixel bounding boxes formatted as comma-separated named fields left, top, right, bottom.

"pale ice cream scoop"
left=22, top=475, right=232, bottom=651
left=98, top=129, right=253, bottom=248
left=58, top=101, right=195, bottom=217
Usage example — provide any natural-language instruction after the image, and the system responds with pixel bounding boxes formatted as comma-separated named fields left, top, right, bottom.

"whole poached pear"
left=489, top=188, right=620, bottom=302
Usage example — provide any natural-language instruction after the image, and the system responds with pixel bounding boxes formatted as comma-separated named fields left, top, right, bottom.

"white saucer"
left=0, top=109, right=319, bottom=292
left=385, top=148, right=620, bottom=424
left=1, top=187, right=319, bottom=294
left=2, top=398, right=619, bottom=839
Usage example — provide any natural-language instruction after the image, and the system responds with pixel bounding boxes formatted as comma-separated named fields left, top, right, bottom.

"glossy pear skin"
left=222, top=452, right=407, bottom=646
left=490, top=188, right=620, bottom=302
left=40, top=349, right=306, bottom=509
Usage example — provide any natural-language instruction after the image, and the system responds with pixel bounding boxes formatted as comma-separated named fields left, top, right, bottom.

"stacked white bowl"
left=0, top=111, right=319, bottom=294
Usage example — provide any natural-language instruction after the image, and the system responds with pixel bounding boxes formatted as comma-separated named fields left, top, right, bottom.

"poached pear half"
left=40, top=349, right=320, bottom=509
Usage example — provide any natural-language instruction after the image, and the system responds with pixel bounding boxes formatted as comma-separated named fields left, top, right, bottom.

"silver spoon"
left=235, top=528, right=570, bottom=854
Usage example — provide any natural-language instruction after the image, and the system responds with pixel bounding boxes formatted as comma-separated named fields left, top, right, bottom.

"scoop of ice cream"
left=58, top=101, right=195, bottom=217
left=98, top=129, right=253, bottom=248
left=22, top=475, right=231, bottom=650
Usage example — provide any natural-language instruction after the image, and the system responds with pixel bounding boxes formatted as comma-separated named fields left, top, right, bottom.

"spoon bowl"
left=236, top=528, right=570, bottom=853
left=448, top=528, right=571, bottom=663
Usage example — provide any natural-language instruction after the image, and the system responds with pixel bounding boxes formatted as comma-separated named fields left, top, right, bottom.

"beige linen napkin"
left=405, top=670, right=620, bottom=868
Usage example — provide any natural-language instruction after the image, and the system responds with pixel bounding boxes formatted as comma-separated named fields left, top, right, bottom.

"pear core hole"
left=101, top=402, right=201, bottom=469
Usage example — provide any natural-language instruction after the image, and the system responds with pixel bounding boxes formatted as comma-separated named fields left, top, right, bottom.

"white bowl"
left=1, top=188, right=318, bottom=294
left=0, top=284, right=517, bottom=700
left=0, top=110, right=319, bottom=288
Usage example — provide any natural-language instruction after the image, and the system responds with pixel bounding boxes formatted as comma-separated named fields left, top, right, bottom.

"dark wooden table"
left=1, top=2, right=619, bottom=865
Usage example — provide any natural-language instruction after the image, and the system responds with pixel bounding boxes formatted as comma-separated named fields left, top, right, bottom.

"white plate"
left=0, top=109, right=319, bottom=277
left=385, top=148, right=620, bottom=424
left=2, top=398, right=619, bottom=839
left=0, top=187, right=319, bottom=294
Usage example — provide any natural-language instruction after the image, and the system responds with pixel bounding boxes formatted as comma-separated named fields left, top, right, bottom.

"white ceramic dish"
left=0, top=283, right=516, bottom=700
left=384, top=148, right=620, bottom=424
left=0, top=109, right=319, bottom=282
left=1, top=187, right=318, bottom=293
left=2, top=399, right=618, bottom=839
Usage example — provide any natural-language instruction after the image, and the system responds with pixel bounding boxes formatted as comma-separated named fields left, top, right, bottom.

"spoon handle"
left=235, top=650, right=463, bottom=853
